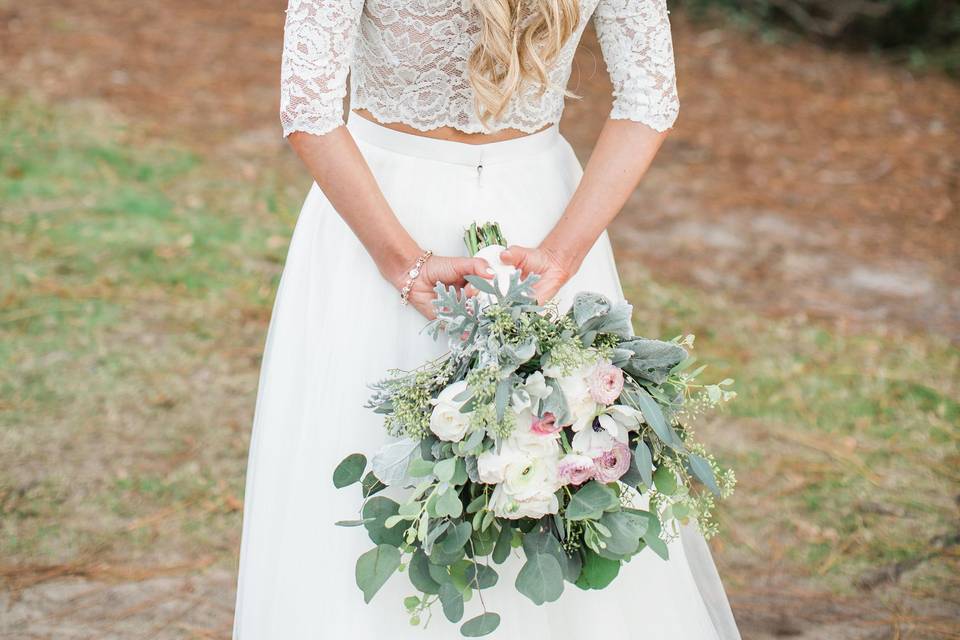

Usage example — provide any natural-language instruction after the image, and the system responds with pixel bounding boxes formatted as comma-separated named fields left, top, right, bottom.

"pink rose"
left=530, top=412, right=561, bottom=435
left=592, top=442, right=631, bottom=483
left=558, top=454, right=595, bottom=486
left=588, top=363, right=624, bottom=405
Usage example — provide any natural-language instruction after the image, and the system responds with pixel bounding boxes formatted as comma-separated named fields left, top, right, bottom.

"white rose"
left=429, top=380, right=472, bottom=442
left=501, top=449, right=559, bottom=501
left=555, top=365, right=600, bottom=432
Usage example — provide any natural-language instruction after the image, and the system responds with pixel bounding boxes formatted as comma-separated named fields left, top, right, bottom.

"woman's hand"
left=499, top=245, right=575, bottom=305
left=392, top=255, right=493, bottom=320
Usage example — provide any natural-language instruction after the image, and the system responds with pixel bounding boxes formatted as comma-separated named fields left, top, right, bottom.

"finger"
left=500, top=246, right=525, bottom=266
left=503, top=246, right=537, bottom=276
left=471, top=257, right=495, bottom=278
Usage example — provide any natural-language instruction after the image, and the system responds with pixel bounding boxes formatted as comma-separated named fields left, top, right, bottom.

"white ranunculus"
left=477, top=427, right=562, bottom=519
left=429, top=380, right=472, bottom=442
left=509, top=408, right=560, bottom=450
left=572, top=426, right=616, bottom=458
left=488, top=483, right=559, bottom=520
left=555, top=364, right=600, bottom=432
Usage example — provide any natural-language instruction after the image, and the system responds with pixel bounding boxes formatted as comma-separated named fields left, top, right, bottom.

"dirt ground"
left=1, top=0, right=958, bottom=638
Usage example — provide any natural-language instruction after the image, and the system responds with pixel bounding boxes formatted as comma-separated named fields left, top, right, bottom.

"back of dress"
left=280, top=0, right=681, bottom=137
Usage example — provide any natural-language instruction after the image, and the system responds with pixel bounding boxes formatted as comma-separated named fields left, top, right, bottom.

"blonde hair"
left=469, top=0, right=581, bottom=125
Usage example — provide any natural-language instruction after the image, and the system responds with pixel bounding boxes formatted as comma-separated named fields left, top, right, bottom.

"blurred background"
left=1, top=0, right=957, bottom=638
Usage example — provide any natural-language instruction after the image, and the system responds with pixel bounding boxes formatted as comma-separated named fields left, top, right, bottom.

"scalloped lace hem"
left=347, top=102, right=560, bottom=136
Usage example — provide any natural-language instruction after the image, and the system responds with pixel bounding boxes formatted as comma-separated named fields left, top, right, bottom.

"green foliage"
left=676, top=0, right=960, bottom=75
left=515, top=552, right=565, bottom=604
left=355, top=545, right=401, bottom=603
left=564, top=481, right=620, bottom=521
left=460, top=612, right=501, bottom=637
left=332, top=453, right=366, bottom=488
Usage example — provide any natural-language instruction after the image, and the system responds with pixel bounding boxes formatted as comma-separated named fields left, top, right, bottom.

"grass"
left=623, top=275, right=959, bottom=597
left=1, top=97, right=957, bottom=627
left=0, top=97, right=299, bottom=562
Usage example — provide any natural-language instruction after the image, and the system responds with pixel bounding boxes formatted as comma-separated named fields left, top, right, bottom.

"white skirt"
left=233, top=114, right=741, bottom=639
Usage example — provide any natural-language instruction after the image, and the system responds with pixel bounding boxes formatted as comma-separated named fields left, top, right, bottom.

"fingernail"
left=485, top=267, right=496, bottom=275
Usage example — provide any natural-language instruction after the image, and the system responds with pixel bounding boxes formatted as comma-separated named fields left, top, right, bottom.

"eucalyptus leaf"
left=642, top=512, right=670, bottom=560
left=355, top=544, right=401, bottom=603
left=576, top=550, right=620, bottom=590
left=440, top=521, right=473, bottom=555
left=633, top=440, right=654, bottom=488
left=492, top=523, right=513, bottom=564
left=436, top=487, right=463, bottom=518
left=515, top=553, right=564, bottom=605
left=438, top=582, right=465, bottom=623
left=565, top=481, right=619, bottom=521
left=653, top=466, right=678, bottom=496
left=424, top=520, right=452, bottom=553
left=466, top=494, right=487, bottom=514
left=460, top=612, right=501, bottom=637
left=465, top=563, right=498, bottom=589
left=334, top=519, right=370, bottom=527
left=434, top=458, right=457, bottom=483
left=410, top=549, right=442, bottom=595
left=362, top=496, right=405, bottom=546
left=332, top=453, right=366, bottom=489
left=361, top=471, right=386, bottom=497
left=597, top=510, right=648, bottom=557
left=688, top=453, right=721, bottom=496
left=632, top=386, right=684, bottom=451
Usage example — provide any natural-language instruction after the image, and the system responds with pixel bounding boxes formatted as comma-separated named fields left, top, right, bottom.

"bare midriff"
left=352, top=109, right=551, bottom=145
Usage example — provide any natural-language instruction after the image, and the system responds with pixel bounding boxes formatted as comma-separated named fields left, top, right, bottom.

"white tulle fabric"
left=232, top=115, right=740, bottom=639
left=280, top=0, right=680, bottom=136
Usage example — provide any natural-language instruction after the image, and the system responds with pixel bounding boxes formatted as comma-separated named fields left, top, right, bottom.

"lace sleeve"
left=593, top=0, right=680, bottom=132
left=280, top=0, right=364, bottom=138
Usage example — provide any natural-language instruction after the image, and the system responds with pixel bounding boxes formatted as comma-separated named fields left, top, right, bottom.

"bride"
left=233, top=0, right=740, bottom=638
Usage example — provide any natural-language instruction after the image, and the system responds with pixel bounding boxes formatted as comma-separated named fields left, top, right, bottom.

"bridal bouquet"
left=332, top=223, right=735, bottom=637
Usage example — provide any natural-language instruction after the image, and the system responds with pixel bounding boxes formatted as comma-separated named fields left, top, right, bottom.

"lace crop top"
left=280, top=0, right=680, bottom=137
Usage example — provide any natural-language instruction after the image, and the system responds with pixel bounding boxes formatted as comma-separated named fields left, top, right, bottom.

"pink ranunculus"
left=530, top=412, right=561, bottom=435
left=592, top=442, right=631, bottom=483
left=557, top=454, right=596, bottom=486
left=588, top=362, right=624, bottom=405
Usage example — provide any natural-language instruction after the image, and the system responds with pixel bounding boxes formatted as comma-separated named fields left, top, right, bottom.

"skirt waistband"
left=346, top=112, right=561, bottom=167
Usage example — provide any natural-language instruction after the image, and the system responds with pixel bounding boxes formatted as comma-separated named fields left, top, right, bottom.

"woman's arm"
left=501, top=0, right=678, bottom=301
left=501, top=120, right=667, bottom=301
left=288, top=129, right=492, bottom=319
left=289, top=128, right=419, bottom=287
left=281, top=0, right=489, bottom=319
